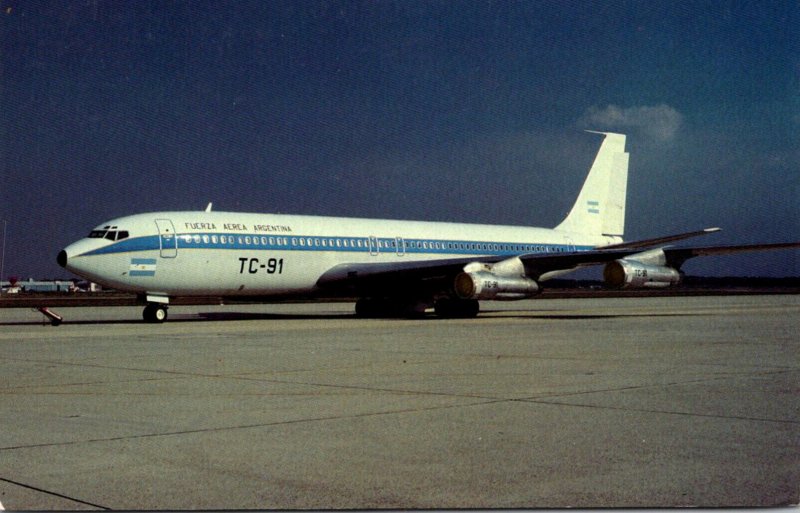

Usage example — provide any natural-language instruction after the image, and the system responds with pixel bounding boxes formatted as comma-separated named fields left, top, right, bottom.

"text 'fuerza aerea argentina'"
left=183, top=222, right=293, bottom=233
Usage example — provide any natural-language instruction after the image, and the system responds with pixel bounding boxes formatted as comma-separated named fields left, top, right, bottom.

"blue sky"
left=2, top=0, right=797, bottom=278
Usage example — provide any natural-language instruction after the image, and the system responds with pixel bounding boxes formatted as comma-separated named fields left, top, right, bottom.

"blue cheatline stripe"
left=131, top=258, right=157, bottom=265
left=82, top=232, right=595, bottom=258
left=129, top=270, right=156, bottom=277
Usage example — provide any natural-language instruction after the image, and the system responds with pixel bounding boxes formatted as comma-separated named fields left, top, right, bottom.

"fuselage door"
left=563, top=235, right=576, bottom=253
left=368, top=236, right=379, bottom=256
left=396, top=237, right=405, bottom=256
left=155, top=219, right=178, bottom=258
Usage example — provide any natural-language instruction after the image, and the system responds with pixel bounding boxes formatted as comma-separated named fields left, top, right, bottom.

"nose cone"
left=57, top=250, right=68, bottom=268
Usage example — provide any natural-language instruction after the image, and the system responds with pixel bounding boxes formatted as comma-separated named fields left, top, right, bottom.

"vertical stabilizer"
left=555, top=132, right=628, bottom=237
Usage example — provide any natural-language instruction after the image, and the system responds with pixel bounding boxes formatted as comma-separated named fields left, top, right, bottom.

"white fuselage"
left=61, top=211, right=619, bottom=298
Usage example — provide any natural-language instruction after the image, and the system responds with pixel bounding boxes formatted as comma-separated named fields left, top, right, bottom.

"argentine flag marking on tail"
left=587, top=200, right=600, bottom=214
left=130, top=258, right=157, bottom=277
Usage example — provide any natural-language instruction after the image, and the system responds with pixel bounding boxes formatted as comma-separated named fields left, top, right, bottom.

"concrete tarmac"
left=0, top=295, right=798, bottom=509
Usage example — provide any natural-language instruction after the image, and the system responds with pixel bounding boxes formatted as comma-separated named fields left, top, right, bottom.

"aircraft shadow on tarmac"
left=0, top=309, right=701, bottom=326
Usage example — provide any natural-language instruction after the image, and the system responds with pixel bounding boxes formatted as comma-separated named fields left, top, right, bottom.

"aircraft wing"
left=596, top=227, right=721, bottom=250
left=662, top=242, right=800, bottom=269
left=316, top=248, right=649, bottom=295
left=316, top=237, right=800, bottom=295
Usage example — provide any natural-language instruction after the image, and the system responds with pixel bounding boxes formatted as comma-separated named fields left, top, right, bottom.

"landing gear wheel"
left=355, top=298, right=429, bottom=318
left=355, top=298, right=378, bottom=318
left=434, top=298, right=479, bottom=318
left=143, top=304, right=168, bottom=323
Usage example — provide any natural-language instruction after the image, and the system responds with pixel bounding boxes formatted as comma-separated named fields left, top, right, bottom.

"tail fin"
left=555, top=131, right=629, bottom=237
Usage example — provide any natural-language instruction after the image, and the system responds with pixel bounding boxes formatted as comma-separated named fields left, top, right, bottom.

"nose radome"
left=57, top=250, right=68, bottom=268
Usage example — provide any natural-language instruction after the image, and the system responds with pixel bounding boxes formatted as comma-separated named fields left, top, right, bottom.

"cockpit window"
left=88, top=228, right=130, bottom=241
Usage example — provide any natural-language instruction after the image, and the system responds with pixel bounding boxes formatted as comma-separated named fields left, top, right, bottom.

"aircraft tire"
left=434, top=298, right=479, bottom=318
left=355, top=298, right=427, bottom=318
left=143, top=304, right=168, bottom=323
left=355, top=298, right=378, bottom=318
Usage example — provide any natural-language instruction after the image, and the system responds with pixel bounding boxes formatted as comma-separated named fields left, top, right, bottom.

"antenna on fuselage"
left=205, top=202, right=213, bottom=212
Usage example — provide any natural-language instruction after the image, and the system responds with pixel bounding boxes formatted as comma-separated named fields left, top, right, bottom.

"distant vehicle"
left=57, top=132, right=800, bottom=322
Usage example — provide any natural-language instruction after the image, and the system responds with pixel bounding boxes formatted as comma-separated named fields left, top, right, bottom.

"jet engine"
left=453, top=257, right=540, bottom=300
left=603, top=259, right=681, bottom=289
left=454, top=271, right=539, bottom=300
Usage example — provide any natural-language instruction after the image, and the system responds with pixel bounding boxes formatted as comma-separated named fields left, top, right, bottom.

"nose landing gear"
left=143, top=303, right=168, bottom=323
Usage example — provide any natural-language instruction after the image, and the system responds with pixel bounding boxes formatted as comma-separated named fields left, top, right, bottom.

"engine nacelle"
left=603, top=259, right=682, bottom=289
left=454, top=271, right=540, bottom=300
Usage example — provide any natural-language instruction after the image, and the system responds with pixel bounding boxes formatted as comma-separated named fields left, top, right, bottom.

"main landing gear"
left=354, top=297, right=480, bottom=319
left=354, top=298, right=427, bottom=318
left=143, top=303, right=169, bottom=323
left=433, top=298, right=480, bottom=318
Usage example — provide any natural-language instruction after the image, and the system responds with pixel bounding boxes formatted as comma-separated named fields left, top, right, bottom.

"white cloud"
left=579, top=104, right=684, bottom=142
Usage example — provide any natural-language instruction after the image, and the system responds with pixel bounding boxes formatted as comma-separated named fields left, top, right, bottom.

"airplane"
left=57, top=131, right=799, bottom=323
